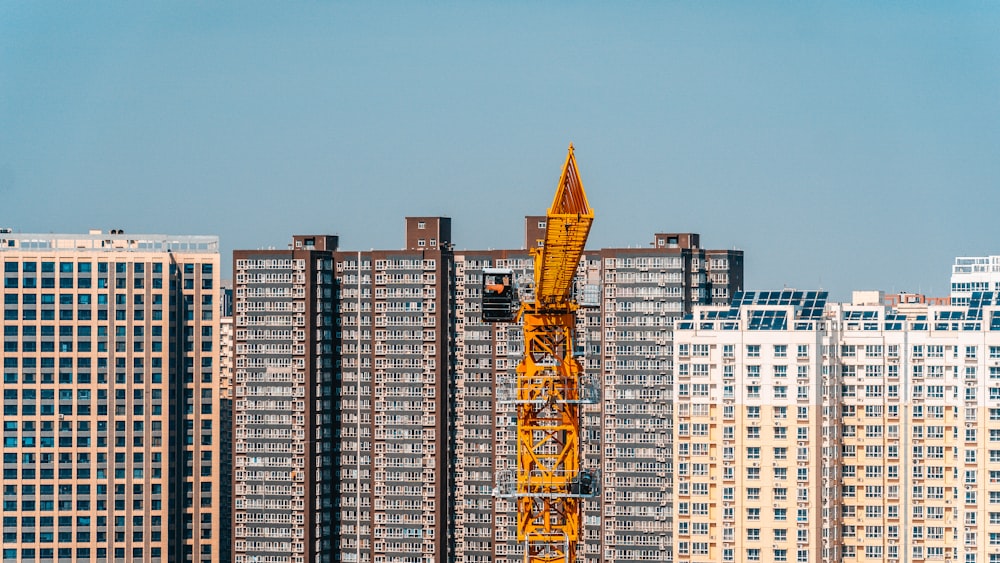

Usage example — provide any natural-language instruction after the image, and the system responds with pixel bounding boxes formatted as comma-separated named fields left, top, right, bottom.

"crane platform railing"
left=496, top=373, right=599, bottom=405
left=494, top=468, right=600, bottom=499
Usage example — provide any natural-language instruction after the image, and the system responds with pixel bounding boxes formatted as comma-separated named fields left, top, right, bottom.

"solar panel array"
left=747, top=310, right=788, bottom=330
left=936, top=310, right=965, bottom=320
left=843, top=310, right=878, bottom=321
left=679, top=291, right=1000, bottom=332
left=728, top=290, right=828, bottom=320
left=967, top=292, right=1000, bottom=320
left=884, top=313, right=906, bottom=331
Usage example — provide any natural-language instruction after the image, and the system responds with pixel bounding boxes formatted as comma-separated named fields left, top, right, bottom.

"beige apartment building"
left=674, top=289, right=1000, bottom=563
left=0, top=231, right=224, bottom=563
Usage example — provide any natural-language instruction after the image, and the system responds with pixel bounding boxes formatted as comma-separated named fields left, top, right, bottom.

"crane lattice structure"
left=487, top=144, right=598, bottom=563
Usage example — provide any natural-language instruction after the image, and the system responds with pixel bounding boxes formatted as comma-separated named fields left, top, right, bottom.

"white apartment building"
left=951, top=256, right=1000, bottom=306
left=674, top=289, right=1000, bottom=563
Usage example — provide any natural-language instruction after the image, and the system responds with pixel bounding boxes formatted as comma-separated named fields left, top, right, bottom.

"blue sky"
left=2, top=2, right=998, bottom=300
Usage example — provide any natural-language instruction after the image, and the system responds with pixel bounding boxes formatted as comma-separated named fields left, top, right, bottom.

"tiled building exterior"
left=0, top=231, right=224, bottom=563
left=231, top=235, right=338, bottom=563
left=332, top=218, right=453, bottom=563
left=674, top=290, right=1000, bottom=563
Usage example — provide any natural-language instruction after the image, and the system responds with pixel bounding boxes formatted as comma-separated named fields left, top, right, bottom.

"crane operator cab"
left=482, top=267, right=518, bottom=322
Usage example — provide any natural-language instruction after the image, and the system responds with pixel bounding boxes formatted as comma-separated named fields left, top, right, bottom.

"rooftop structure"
left=951, top=255, right=1000, bottom=306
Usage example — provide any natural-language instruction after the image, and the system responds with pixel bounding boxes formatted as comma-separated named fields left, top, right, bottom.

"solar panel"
left=967, top=292, right=1000, bottom=321
left=936, top=311, right=965, bottom=320
left=991, top=312, right=1000, bottom=331
left=748, top=310, right=788, bottom=330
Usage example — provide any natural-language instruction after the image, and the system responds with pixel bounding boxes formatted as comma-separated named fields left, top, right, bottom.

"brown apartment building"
left=331, top=217, right=453, bottom=563
left=231, top=236, right=338, bottom=563
left=0, top=230, right=225, bottom=563
left=232, top=220, right=455, bottom=563
left=230, top=217, right=743, bottom=563
left=451, top=221, right=743, bottom=563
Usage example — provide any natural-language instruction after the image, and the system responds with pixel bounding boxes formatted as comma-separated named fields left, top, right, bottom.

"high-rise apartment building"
left=672, top=290, right=837, bottom=563
left=673, top=289, right=1000, bottom=563
left=332, top=217, right=454, bottom=563
left=232, top=224, right=454, bottom=563
left=0, top=230, right=224, bottom=563
left=450, top=224, right=743, bottom=563
left=231, top=218, right=743, bottom=563
left=231, top=235, right=338, bottom=563
left=585, top=233, right=742, bottom=563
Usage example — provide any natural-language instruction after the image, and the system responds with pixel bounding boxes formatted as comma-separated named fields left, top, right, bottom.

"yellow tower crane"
left=484, top=144, right=598, bottom=563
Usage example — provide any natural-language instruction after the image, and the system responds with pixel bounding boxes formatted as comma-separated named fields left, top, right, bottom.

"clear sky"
left=2, top=2, right=998, bottom=300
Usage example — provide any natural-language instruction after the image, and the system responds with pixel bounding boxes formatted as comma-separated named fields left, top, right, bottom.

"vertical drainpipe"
left=356, top=251, right=362, bottom=563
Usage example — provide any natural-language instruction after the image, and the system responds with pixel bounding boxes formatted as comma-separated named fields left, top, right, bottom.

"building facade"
left=884, top=292, right=950, bottom=315
left=231, top=235, right=338, bottom=563
left=0, top=231, right=224, bottom=563
left=449, top=224, right=743, bottom=563
left=951, top=256, right=1000, bottom=306
left=674, top=289, right=1000, bottom=563
left=332, top=218, right=454, bottom=563
left=229, top=218, right=743, bottom=563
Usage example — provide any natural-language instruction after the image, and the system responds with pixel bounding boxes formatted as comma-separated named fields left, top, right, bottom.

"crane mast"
left=489, top=145, right=597, bottom=563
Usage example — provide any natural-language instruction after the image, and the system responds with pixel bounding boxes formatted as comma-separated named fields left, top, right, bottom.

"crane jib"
left=534, top=144, right=594, bottom=310
left=534, top=214, right=593, bottom=308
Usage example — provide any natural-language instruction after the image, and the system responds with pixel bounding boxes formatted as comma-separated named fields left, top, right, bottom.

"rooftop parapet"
left=0, top=231, right=219, bottom=253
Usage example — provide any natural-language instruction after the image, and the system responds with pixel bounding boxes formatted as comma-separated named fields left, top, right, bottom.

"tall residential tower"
left=0, top=231, right=224, bottom=563
left=231, top=235, right=338, bottom=563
